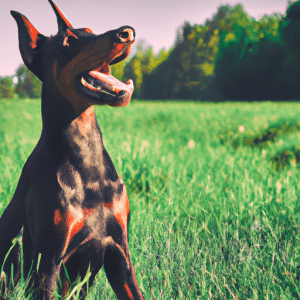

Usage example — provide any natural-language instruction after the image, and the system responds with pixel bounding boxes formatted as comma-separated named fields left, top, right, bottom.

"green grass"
left=1, top=99, right=300, bottom=299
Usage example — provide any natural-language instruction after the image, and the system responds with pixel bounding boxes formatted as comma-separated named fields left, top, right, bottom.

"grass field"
left=1, top=99, right=300, bottom=299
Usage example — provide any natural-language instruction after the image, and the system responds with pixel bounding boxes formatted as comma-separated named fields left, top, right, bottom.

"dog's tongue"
left=89, top=71, right=134, bottom=95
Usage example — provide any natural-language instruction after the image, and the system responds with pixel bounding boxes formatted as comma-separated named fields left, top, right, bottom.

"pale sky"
left=0, top=0, right=288, bottom=76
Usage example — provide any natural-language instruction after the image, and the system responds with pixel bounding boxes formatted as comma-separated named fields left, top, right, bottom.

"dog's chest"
left=56, top=156, right=124, bottom=209
left=57, top=118, right=123, bottom=209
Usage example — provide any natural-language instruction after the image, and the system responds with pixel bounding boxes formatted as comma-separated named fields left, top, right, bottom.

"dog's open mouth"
left=77, top=66, right=134, bottom=107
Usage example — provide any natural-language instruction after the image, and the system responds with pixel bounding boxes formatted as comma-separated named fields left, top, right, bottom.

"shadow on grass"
left=220, top=119, right=300, bottom=170
left=243, top=120, right=300, bottom=148
left=272, top=146, right=300, bottom=171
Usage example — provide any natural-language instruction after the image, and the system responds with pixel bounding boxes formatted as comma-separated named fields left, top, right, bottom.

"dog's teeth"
left=102, top=90, right=116, bottom=97
left=81, top=77, right=87, bottom=86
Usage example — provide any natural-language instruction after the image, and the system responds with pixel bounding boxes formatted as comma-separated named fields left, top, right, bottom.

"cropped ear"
left=48, top=0, right=73, bottom=32
left=11, top=10, right=48, bottom=81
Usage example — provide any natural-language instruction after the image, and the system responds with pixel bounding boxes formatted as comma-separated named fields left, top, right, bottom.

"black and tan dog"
left=0, top=1, right=144, bottom=299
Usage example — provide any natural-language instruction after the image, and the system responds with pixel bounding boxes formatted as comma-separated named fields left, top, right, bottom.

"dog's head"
left=11, top=0, right=135, bottom=113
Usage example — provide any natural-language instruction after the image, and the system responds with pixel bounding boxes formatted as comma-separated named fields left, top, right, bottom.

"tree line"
left=1, top=1, right=300, bottom=101
left=0, top=65, right=41, bottom=99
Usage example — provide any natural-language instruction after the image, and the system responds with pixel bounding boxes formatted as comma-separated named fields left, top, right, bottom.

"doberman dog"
left=0, top=0, right=144, bottom=299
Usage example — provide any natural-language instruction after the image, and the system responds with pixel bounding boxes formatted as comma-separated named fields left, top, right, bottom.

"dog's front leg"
left=0, top=166, right=28, bottom=295
left=103, top=237, right=144, bottom=300
left=33, top=252, right=61, bottom=300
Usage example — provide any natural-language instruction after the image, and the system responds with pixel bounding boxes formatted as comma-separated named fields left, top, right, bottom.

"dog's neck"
left=39, top=85, right=118, bottom=178
left=40, top=85, right=92, bottom=133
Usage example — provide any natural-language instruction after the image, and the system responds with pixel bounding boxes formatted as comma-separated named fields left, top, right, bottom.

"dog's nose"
left=116, top=27, right=135, bottom=43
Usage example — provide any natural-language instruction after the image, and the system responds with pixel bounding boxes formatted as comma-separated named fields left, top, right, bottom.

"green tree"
left=123, top=57, right=143, bottom=99
left=281, top=0, right=300, bottom=52
left=110, top=59, right=127, bottom=82
left=122, top=41, right=171, bottom=99
left=277, top=0, right=300, bottom=99
left=213, top=4, right=287, bottom=100
left=15, top=64, right=42, bottom=99
left=0, top=77, right=15, bottom=99
left=143, top=20, right=219, bottom=99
